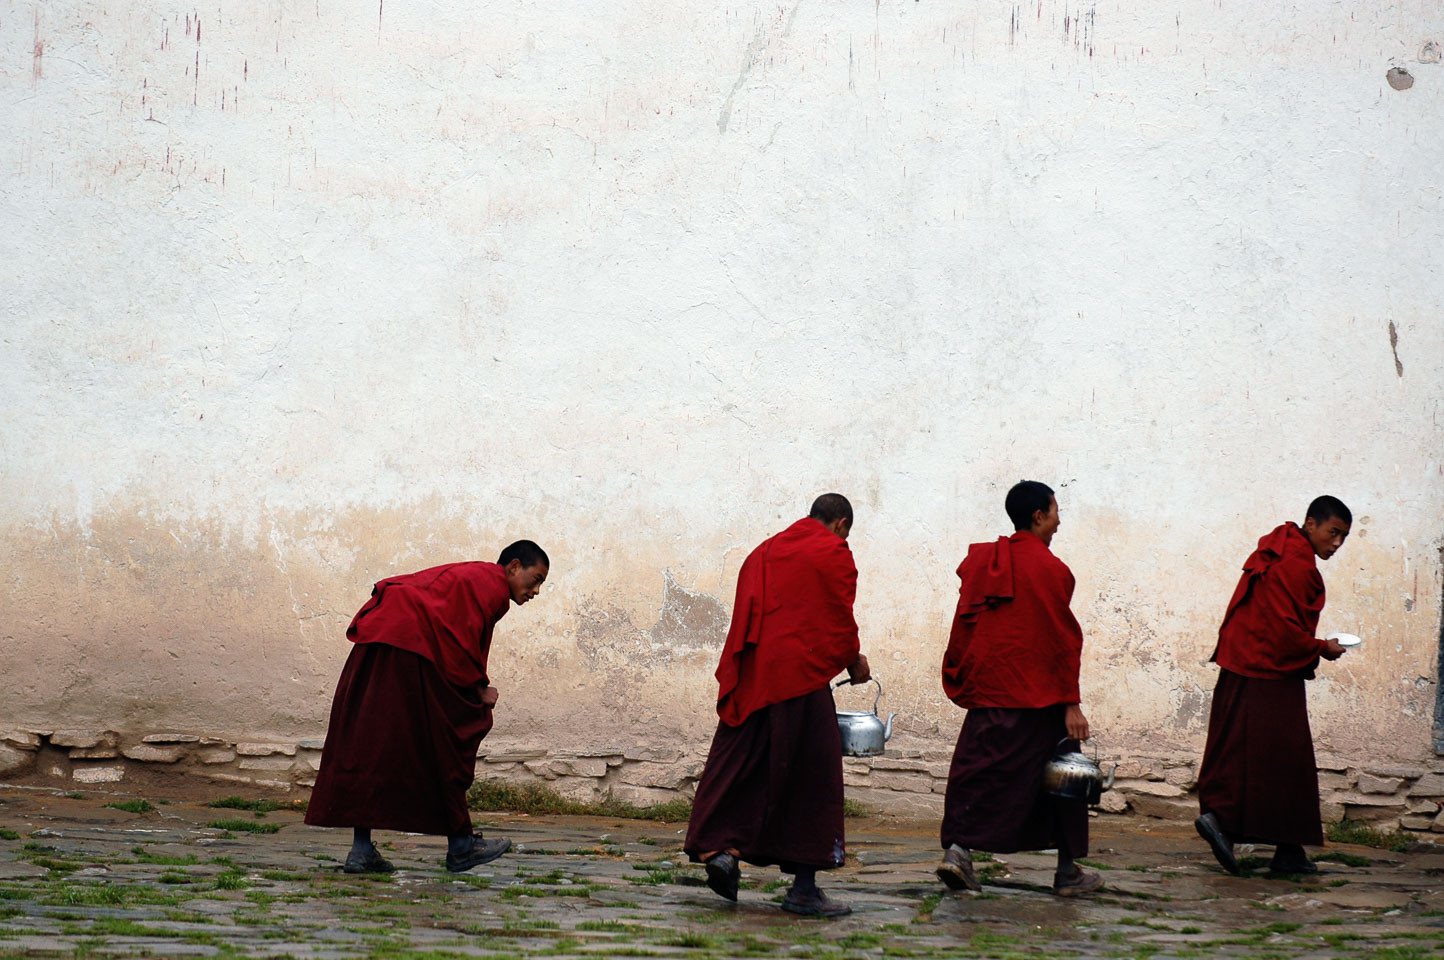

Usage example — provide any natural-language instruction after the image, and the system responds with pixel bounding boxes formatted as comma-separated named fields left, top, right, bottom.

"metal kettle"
left=1042, top=738, right=1115, bottom=804
left=836, top=678, right=896, bottom=757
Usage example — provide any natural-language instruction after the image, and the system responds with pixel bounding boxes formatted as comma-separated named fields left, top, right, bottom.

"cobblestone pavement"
left=3, top=786, right=1444, bottom=958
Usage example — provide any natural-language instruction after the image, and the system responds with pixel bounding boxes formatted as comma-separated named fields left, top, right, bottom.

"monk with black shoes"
left=305, top=541, right=549, bottom=873
left=1195, top=497, right=1353, bottom=876
left=936, top=481, right=1102, bottom=898
left=684, top=494, right=872, bottom=917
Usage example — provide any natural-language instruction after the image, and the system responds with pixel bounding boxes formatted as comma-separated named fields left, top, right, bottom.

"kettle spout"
left=1101, top=763, right=1116, bottom=791
left=883, top=713, right=896, bottom=742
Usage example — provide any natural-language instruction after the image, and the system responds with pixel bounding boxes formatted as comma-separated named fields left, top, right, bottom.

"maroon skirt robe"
left=305, top=643, right=493, bottom=837
left=684, top=686, right=846, bottom=873
left=1196, top=669, right=1323, bottom=846
left=940, top=705, right=1088, bottom=858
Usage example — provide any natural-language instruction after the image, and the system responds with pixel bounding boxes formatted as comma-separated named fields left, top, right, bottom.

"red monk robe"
left=939, top=530, right=1089, bottom=861
left=715, top=518, right=862, bottom=726
left=348, top=561, right=511, bottom=688
left=942, top=531, right=1083, bottom=710
left=686, top=516, right=861, bottom=878
left=1198, top=522, right=1329, bottom=850
left=306, top=562, right=511, bottom=838
left=1212, top=522, right=1327, bottom=678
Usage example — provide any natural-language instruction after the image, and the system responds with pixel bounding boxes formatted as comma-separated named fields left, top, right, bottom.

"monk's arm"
left=822, top=548, right=866, bottom=680
left=1063, top=704, right=1090, bottom=741
left=1270, top=561, right=1330, bottom=666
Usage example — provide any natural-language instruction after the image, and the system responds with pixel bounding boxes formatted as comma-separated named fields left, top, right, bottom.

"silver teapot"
left=836, top=678, right=896, bottom=757
left=1042, top=738, right=1115, bottom=804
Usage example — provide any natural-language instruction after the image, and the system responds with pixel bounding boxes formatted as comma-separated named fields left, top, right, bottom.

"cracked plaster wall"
left=2, top=1, right=1442, bottom=767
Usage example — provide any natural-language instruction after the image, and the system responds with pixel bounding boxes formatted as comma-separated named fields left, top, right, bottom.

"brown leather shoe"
left=936, top=843, right=981, bottom=892
left=780, top=888, right=851, bottom=917
left=1053, top=865, right=1104, bottom=897
left=446, top=836, right=511, bottom=872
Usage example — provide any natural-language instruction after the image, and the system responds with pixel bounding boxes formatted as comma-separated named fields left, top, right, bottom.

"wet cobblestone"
left=2, top=786, right=1443, bottom=958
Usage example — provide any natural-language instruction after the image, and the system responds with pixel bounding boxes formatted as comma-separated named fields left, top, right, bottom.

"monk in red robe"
left=684, top=493, right=871, bottom=917
left=305, top=540, right=549, bottom=873
left=935, top=481, right=1102, bottom=897
left=1195, top=497, right=1352, bottom=875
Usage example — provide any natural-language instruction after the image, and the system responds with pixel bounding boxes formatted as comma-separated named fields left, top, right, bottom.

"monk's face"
left=505, top=560, right=548, bottom=604
left=1303, top=515, right=1351, bottom=560
left=1032, top=496, right=1061, bottom=546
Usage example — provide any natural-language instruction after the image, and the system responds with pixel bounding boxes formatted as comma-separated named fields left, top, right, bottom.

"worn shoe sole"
left=343, top=850, right=396, bottom=874
left=1194, top=815, right=1240, bottom=875
left=1269, top=859, right=1318, bottom=875
left=780, top=896, right=852, bottom=917
left=1053, top=871, right=1104, bottom=897
left=935, top=860, right=981, bottom=892
left=705, top=856, right=740, bottom=902
left=446, top=838, right=512, bottom=872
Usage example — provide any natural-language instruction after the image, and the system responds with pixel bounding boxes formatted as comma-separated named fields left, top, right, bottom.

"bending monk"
left=1195, top=496, right=1352, bottom=875
left=304, top=541, right=549, bottom=873
left=684, top=493, right=871, bottom=917
left=936, top=481, right=1102, bottom=897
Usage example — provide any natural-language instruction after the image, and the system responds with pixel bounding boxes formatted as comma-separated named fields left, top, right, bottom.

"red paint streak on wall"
left=32, top=12, right=43, bottom=83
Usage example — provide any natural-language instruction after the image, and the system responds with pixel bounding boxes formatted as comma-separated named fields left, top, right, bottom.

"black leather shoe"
left=343, top=846, right=395, bottom=874
left=780, top=887, right=851, bottom=917
left=705, top=852, right=740, bottom=901
left=446, top=836, right=511, bottom=872
left=936, top=844, right=981, bottom=892
left=1269, top=844, right=1318, bottom=874
left=1195, top=813, right=1240, bottom=875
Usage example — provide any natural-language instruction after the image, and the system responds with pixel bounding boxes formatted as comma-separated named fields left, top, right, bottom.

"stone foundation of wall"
left=4, top=729, right=1441, bottom=835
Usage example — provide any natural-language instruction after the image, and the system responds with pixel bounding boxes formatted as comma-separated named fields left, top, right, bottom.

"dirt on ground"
left=2, top=784, right=1443, bottom=958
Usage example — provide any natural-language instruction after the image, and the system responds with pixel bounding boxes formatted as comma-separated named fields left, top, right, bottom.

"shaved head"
left=809, top=493, right=854, bottom=526
left=1305, top=495, right=1352, bottom=527
left=498, top=540, right=549, bottom=570
left=1005, top=481, right=1055, bottom=532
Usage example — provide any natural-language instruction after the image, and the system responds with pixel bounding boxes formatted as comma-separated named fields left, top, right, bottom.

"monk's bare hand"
left=481, top=686, right=500, bottom=708
left=846, top=655, right=871, bottom=685
left=1321, top=639, right=1347, bottom=661
left=1064, top=704, right=1090, bottom=741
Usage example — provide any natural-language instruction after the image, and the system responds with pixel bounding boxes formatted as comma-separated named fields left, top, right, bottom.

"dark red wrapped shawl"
left=715, top=518, right=861, bottom=727
left=942, top=531, right=1083, bottom=709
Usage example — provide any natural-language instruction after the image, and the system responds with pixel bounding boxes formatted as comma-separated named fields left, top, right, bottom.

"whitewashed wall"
left=2, top=1, right=1441, bottom=767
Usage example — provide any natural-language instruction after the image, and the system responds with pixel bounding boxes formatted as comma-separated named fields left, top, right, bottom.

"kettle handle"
left=835, top=676, right=884, bottom=716
left=1054, top=737, right=1112, bottom=776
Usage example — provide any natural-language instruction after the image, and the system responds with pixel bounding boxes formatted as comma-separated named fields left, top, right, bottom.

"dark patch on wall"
left=1389, top=321, right=1405, bottom=377
left=649, top=571, right=728, bottom=650
left=1174, top=686, right=1209, bottom=731
left=1387, top=67, right=1415, bottom=91
left=1433, top=542, right=1444, bottom=754
left=574, top=602, right=650, bottom=673
left=572, top=573, right=728, bottom=681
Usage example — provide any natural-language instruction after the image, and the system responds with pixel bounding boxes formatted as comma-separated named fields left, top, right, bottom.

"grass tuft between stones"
left=208, top=818, right=283, bottom=834
left=1327, top=818, right=1412, bottom=852
left=105, top=799, right=157, bottom=814
left=207, top=795, right=309, bottom=814
left=467, top=779, right=693, bottom=822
